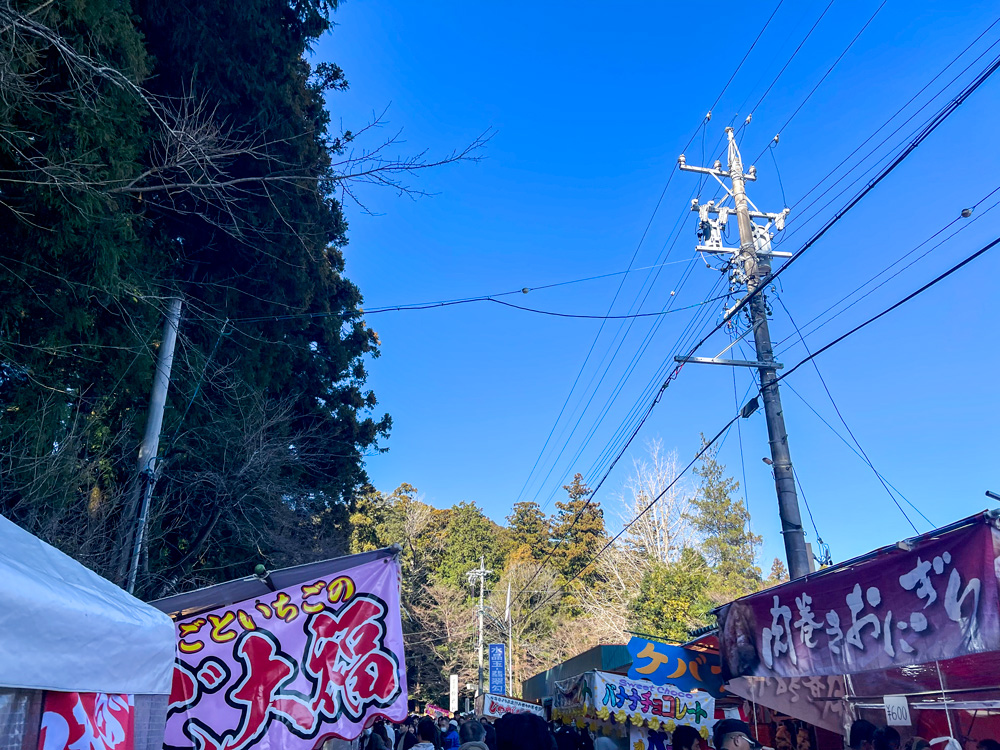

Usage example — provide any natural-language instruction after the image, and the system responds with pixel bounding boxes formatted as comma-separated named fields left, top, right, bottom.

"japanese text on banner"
left=717, top=521, right=1000, bottom=679
left=164, top=555, right=407, bottom=749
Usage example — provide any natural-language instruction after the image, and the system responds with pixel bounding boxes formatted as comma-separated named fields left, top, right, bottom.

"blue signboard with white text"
left=626, top=636, right=725, bottom=697
left=488, top=643, right=506, bottom=695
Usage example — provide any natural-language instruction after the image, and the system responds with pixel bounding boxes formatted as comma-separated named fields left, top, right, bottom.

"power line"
left=775, top=185, right=1000, bottom=353
left=508, top=120, right=707, bottom=513
left=513, top=23, right=1000, bottom=610
left=747, top=0, right=837, bottom=117
left=680, top=45, right=1000, bottom=368
left=784, top=23, right=1000, bottom=226
left=774, top=295, right=926, bottom=532
left=781, top=381, right=917, bottom=518
left=710, top=0, right=787, bottom=113
left=752, top=0, right=888, bottom=162
left=523, top=414, right=742, bottom=619
left=524, top=231, right=1000, bottom=616
left=774, top=234, right=1000, bottom=387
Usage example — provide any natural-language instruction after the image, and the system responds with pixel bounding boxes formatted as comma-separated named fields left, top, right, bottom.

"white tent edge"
left=0, top=514, right=176, bottom=695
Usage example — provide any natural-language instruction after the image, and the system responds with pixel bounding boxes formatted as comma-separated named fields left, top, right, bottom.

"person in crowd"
left=360, top=723, right=390, bottom=750
left=875, top=727, right=901, bottom=750
left=458, top=720, right=490, bottom=750
left=978, top=741, right=1000, bottom=750
left=482, top=720, right=498, bottom=750
left=903, top=738, right=929, bottom=750
left=848, top=721, right=878, bottom=750
left=396, top=718, right=418, bottom=750
left=713, top=719, right=763, bottom=750
left=383, top=720, right=396, bottom=749
left=495, top=712, right=557, bottom=750
left=673, top=724, right=702, bottom=750
left=413, top=718, right=440, bottom=750
left=554, top=724, right=579, bottom=750
left=440, top=718, right=461, bottom=749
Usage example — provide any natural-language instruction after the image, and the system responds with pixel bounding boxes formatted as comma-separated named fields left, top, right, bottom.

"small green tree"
left=628, top=547, right=713, bottom=641
left=764, top=557, right=789, bottom=587
left=550, top=474, right=606, bottom=585
left=688, top=440, right=763, bottom=599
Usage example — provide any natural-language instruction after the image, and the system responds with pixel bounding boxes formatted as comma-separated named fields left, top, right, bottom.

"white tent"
left=0, top=514, right=175, bottom=696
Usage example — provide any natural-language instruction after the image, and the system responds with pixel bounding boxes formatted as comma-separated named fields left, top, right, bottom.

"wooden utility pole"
left=677, top=127, right=810, bottom=579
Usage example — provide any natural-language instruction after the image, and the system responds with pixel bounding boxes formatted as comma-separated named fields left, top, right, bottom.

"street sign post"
left=488, top=643, right=506, bottom=696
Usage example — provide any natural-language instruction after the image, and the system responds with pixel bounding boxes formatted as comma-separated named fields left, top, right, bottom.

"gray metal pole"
left=126, top=296, right=183, bottom=593
left=477, top=554, right=485, bottom=696
left=726, top=129, right=810, bottom=580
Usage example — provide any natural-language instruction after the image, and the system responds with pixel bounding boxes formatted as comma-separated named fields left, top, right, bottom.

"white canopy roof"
left=0, top=515, right=176, bottom=695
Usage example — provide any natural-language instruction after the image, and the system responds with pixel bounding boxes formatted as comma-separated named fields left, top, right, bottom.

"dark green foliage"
left=435, top=501, right=508, bottom=589
left=0, top=0, right=388, bottom=595
left=629, top=548, right=713, bottom=642
left=550, top=473, right=606, bottom=585
left=688, top=439, right=763, bottom=600
left=506, top=500, right=550, bottom=562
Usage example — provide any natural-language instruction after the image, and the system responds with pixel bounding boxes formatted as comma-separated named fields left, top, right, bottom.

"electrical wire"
left=508, top=120, right=707, bottom=513
left=512, top=22, right=1000, bottom=611
left=709, top=0, right=786, bottom=114
left=775, top=295, right=927, bottom=531
left=752, top=0, right=888, bottom=163
left=680, top=46, right=1000, bottom=368
left=522, top=231, right=1000, bottom=617
left=783, top=24, right=1000, bottom=230
left=747, top=0, right=837, bottom=118
left=775, top=185, right=1000, bottom=353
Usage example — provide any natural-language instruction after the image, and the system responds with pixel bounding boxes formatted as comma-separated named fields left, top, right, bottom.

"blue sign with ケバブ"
left=626, top=636, right=725, bottom=697
left=488, top=643, right=506, bottom=695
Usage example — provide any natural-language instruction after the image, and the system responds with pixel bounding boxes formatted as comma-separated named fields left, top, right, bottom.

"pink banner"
left=165, top=556, right=407, bottom=749
left=718, top=520, right=1000, bottom=680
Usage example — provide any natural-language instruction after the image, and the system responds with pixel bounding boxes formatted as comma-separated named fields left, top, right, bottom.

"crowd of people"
left=347, top=712, right=1000, bottom=750
left=353, top=711, right=610, bottom=750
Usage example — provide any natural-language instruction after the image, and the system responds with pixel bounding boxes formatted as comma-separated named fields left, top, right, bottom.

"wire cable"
left=710, top=0, right=786, bottom=113
left=681, top=47, right=1000, bottom=368
left=512, top=21, right=1000, bottom=611
left=747, top=0, right=837, bottom=117
left=524, top=231, right=1000, bottom=616
left=775, top=295, right=928, bottom=531
left=752, top=0, right=888, bottom=162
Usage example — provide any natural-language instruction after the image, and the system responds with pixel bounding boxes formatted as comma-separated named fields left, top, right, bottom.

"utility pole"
left=506, top=580, right=512, bottom=697
left=466, top=556, right=491, bottom=696
left=677, top=127, right=810, bottom=580
left=125, top=296, right=183, bottom=593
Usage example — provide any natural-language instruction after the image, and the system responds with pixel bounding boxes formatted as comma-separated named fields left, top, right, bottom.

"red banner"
left=718, top=519, right=1000, bottom=679
left=39, top=692, right=134, bottom=750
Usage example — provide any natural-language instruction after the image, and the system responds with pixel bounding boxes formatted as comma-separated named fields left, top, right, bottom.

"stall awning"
left=149, top=545, right=399, bottom=617
left=716, top=510, right=1000, bottom=681
left=0, top=515, right=176, bottom=695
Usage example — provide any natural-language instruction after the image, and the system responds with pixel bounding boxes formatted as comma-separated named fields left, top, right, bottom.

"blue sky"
left=313, top=0, right=1000, bottom=569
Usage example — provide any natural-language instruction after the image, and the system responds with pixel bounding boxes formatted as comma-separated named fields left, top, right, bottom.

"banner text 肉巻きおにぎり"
left=717, top=518, right=1000, bottom=680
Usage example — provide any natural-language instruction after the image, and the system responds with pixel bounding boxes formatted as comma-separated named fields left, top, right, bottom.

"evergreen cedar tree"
left=0, top=0, right=388, bottom=595
left=550, top=473, right=606, bottom=586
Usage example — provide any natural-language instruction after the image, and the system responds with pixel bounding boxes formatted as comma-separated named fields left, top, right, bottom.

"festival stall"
left=715, top=510, right=1000, bottom=750
left=553, top=669, right=717, bottom=748
left=150, top=545, right=408, bottom=749
left=0, top=514, right=177, bottom=750
left=474, top=693, right=545, bottom=720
